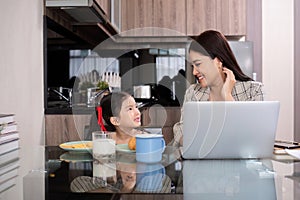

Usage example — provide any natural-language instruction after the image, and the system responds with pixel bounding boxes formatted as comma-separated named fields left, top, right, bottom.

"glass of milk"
left=92, top=131, right=116, bottom=160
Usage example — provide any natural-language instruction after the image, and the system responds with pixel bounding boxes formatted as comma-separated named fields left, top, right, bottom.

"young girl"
left=88, top=92, right=142, bottom=145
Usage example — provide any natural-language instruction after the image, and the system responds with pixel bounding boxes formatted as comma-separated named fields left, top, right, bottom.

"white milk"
left=93, top=138, right=116, bottom=159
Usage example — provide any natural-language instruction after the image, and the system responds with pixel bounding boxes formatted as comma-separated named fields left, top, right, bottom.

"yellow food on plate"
left=128, top=137, right=136, bottom=150
left=60, top=141, right=92, bottom=149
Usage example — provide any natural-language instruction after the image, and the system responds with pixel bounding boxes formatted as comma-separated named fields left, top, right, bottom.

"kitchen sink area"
left=46, top=87, right=95, bottom=114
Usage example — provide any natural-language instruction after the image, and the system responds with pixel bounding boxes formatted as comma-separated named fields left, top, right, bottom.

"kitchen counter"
left=45, top=101, right=95, bottom=115
left=45, top=106, right=94, bottom=115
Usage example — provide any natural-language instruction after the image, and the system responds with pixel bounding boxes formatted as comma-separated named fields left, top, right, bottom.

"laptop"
left=183, top=159, right=276, bottom=200
left=182, top=101, right=280, bottom=159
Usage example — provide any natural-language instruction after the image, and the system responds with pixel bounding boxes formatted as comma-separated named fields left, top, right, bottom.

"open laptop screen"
left=182, top=101, right=280, bottom=159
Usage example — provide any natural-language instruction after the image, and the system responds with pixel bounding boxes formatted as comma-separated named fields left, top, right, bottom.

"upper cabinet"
left=220, top=0, right=246, bottom=36
left=95, top=0, right=111, bottom=19
left=187, top=0, right=246, bottom=36
left=121, top=0, right=187, bottom=36
left=186, top=0, right=246, bottom=36
left=45, top=0, right=247, bottom=46
left=120, top=0, right=246, bottom=37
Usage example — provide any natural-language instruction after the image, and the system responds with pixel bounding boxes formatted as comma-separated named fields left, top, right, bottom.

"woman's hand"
left=221, top=67, right=236, bottom=101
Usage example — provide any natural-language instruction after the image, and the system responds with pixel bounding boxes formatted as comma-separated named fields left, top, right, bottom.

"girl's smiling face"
left=117, top=96, right=141, bottom=129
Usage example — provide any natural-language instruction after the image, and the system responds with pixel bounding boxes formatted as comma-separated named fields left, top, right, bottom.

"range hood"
left=46, top=0, right=105, bottom=23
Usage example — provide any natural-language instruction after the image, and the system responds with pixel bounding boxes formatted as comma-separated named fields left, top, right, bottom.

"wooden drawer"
left=45, top=115, right=91, bottom=146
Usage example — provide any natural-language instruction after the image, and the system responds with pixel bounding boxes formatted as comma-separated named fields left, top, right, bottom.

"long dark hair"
left=189, top=30, right=253, bottom=81
left=100, top=92, right=131, bottom=131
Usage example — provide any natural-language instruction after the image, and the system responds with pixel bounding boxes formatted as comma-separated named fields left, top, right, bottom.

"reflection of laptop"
left=183, top=160, right=276, bottom=200
left=182, top=101, right=280, bottom=159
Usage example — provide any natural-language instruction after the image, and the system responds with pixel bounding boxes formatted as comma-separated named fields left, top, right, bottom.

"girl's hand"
left=222, top=67, right=236, bottom=101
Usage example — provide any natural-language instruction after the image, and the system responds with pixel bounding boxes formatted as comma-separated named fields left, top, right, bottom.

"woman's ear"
left=214, top=57, right=223, bottom=69
left=110, top=117, right=120, bottom=126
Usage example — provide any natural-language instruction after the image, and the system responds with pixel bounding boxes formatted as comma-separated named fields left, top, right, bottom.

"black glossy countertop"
left=45, top=101, right=95, bottom=114
left=45, top=106, right=94, bottom=115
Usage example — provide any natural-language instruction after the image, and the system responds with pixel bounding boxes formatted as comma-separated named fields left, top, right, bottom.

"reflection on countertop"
left=45, top=101, right=95, bottom=114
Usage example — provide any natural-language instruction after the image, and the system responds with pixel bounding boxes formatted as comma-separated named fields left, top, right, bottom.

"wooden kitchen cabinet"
left=121, top=0, right=186, bottom=36
left=141, top=106, right=181, bottom=144
left=45, top=108, right=180, bottom=146
left=121, top=0, right=246, bottom=37
left=45, top=114, right=91, bottom=146
left=187, top=0, right=246, bottom=36
left=95, top=0, right=111, bottom=20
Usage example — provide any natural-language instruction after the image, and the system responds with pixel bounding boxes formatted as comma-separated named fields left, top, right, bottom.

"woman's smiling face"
left=189, top=50, right=221, bottom=87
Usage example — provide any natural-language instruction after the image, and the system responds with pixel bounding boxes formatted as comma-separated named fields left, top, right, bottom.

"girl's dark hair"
left=100, top=92, right=131, bottom=131
left=189, top=30, right=253, bottom=81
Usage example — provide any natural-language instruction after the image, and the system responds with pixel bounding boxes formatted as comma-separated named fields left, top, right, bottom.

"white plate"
left=116, top=144, right=135, bottom=153
left=59, top=141, right=92, bottom=152
left=60, top=152, right=92, bottom=162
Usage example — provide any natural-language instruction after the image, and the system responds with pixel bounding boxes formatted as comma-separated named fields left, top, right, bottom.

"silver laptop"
left=182, top=101, right=280, bottom=159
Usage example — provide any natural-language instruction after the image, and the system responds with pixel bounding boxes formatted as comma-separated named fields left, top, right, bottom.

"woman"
left=88, top=91, right=142, bottom=144
left=172, top=30, right=264, bottom=147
